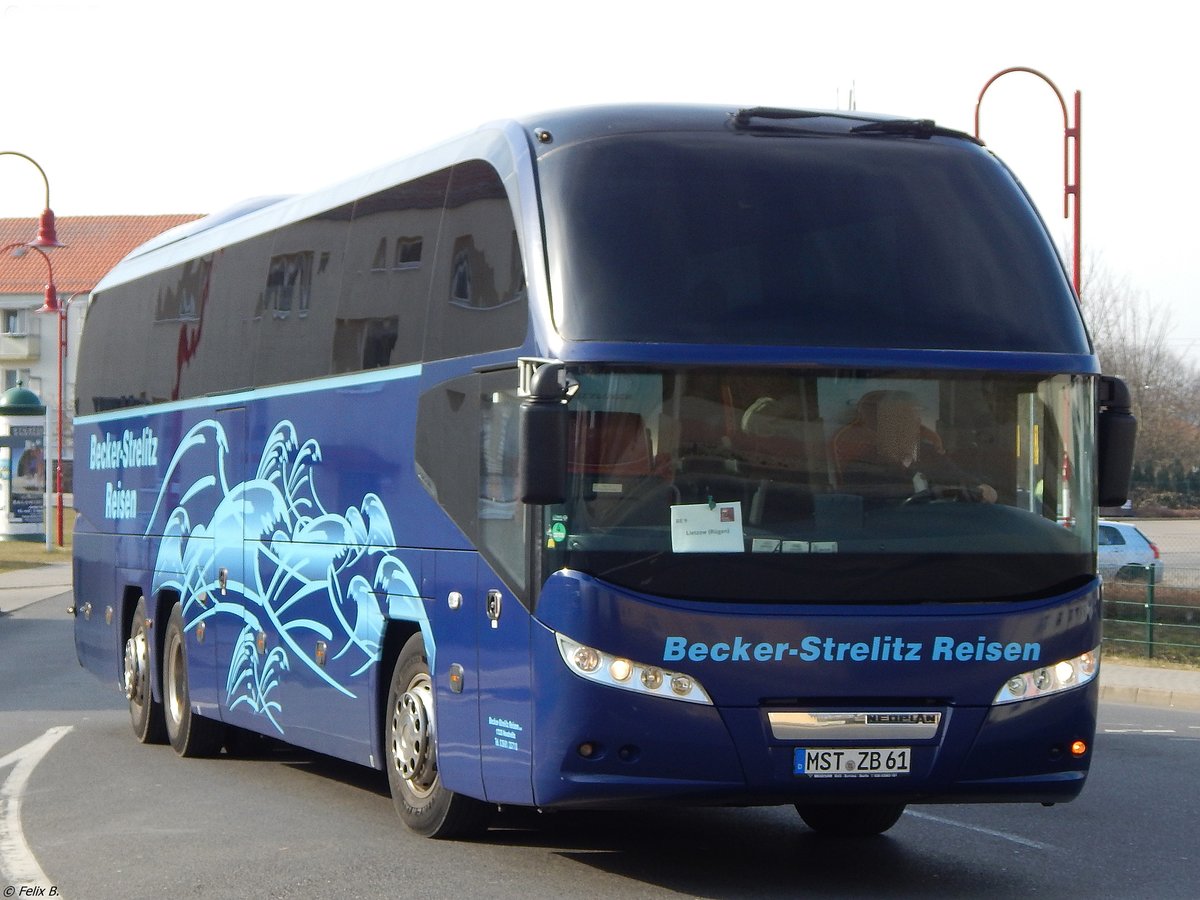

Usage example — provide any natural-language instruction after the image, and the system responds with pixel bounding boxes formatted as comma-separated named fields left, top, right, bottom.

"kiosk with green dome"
left=0, top=383, right=46, bottom=541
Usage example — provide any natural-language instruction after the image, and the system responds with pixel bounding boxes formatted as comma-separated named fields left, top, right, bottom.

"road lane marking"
left=905, top=809, right=1054, bottom=850
left=0, top=726, right=73, bottom=894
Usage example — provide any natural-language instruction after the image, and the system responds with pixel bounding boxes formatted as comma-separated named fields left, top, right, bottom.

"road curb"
left=1100, top=683, right=1200, bottom=712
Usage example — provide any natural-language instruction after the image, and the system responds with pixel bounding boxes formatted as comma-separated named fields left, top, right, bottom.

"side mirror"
left=1097, top=375, right=1136, bottom=508
left=519, top=363, right=568, bottom=504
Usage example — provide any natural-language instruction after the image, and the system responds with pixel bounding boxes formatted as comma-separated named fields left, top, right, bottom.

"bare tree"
left=1079, top=250, right=1200, bottom=501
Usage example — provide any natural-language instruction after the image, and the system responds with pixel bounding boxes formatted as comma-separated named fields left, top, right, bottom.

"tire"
left=124, top=597, right=166, bottom=744
left=1115, top=565, right=1150, bottom=583
left=162, top=603, right=226, bottom=758
left=795, top=802, right=907, bottom=837
left=385, top=633, right=491, bottom=839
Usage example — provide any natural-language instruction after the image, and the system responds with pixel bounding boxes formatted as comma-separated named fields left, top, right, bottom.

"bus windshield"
left=542, top=367, right=1095, bottom=604
left=539, top=132, right=1090, bottom=354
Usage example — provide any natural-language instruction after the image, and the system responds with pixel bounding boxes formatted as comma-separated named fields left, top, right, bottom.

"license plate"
left=795, top=747, right=911, bottom=777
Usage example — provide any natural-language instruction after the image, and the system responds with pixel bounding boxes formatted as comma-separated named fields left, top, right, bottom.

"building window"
left=265, top=252, right=314, bottom=319
left=394, top=237, right=422, bottom=270
left=450, top=247, right=473, bottom=307
left=2, top=310, right=25, bottom=335
left=371, top=238, right=389, bottom=271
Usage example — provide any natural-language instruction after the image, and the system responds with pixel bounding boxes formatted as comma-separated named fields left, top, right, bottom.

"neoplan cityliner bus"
left=71, top=105, right=1136, bottom=839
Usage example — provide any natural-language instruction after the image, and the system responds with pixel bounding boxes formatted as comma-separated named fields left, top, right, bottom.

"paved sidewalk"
left=1099, top=659, right=1200, bottom=711
left=3, top=560, right=1199, bottom=711
left=0, top=559, right=73, bottom=615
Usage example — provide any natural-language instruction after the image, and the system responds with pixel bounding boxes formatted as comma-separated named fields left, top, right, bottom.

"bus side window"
left=332, top=171, right=452, bottom=374
left=416, top=370, right=527, bottom=601
left=479, top=377, right=526, bottom=595
left=253, top=209, right=349, bottom=387
left=423, top=160, right=528, bottom=361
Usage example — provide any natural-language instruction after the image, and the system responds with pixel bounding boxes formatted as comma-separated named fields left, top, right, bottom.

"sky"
left=1, top=0, right=1196, bottom=362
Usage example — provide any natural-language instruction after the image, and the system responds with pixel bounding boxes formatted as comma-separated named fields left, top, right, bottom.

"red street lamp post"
left=1, top=152, right=67, bottom=547
left=975, top=67, right=1082, bottom=297
left=1, top=241, right=58, bottom=311
left=0, top=151, right=64, bottom=249
left=36, top=287, right=81, bottom=549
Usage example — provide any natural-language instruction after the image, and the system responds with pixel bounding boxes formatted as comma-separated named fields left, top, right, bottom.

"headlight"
left=556, top=633, right=713, bottom=705
left=992, top=646, right=1100, bottom=705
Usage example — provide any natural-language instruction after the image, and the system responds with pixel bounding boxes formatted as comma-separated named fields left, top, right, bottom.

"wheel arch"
left=375, top=618, right=423, bottom=767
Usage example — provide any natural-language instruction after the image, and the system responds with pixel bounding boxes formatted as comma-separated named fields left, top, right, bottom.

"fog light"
left=1071, top=740, right=1088, bottom=757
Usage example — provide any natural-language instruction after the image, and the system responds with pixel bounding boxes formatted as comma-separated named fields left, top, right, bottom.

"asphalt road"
left=3, top=592, right=1199, bottom=900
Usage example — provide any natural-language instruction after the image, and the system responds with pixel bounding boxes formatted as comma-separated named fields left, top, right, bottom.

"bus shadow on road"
left=485, top=805, right=1043, bottom=897
left=185, top=743, right=1049, bottom=896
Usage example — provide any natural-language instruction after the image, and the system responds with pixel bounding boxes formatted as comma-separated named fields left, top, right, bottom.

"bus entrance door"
left=477, top=576, right=534, bottom=805
left=430, top=550, right=485, bottom=801
left=429, top=552, right=533, bottom=806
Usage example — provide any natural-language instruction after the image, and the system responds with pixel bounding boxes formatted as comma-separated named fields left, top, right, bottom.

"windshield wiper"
left=850, top=119, right=981, bottom=143
left=731, top=107, right=825, bottom=128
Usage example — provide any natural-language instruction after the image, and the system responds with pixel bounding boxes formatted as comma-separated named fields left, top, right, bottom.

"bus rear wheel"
left=795, top=802, right=906, bottom=837
left=386, top=633, right=491, bottom=839
left=162, top=603, right=226, bottom=757
left=124, top=596, right=166, bottom=744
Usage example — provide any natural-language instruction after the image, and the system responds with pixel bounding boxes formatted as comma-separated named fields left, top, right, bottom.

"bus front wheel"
left=386, top=633, right=491, bottom=839
left=795, top=802, right=906, bottom=837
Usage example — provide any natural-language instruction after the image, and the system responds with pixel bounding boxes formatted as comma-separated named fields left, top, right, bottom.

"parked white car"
left=1098, top=520, right=1163, bottom=582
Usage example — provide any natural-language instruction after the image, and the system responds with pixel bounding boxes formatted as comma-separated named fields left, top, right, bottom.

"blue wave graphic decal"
left=151, top=419, right=421, bottom=734
left=228, top=624, right=289, bottom=731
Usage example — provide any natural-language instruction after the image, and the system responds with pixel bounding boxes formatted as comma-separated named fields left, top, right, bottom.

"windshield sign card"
left=671, top=501, right=744, bottom=553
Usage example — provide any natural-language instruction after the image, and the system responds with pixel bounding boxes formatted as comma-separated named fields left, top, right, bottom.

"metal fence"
left=1100, top=520, right=1200, bottom=664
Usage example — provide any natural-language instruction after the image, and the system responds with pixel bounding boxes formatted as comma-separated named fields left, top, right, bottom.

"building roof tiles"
left=0, top=215, right=202, bottom=294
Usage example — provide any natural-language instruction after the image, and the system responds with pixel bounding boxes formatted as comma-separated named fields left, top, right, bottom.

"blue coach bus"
left=72, top=105, right=1135, bottom=838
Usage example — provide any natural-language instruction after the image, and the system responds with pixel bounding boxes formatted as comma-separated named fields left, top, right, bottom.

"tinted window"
left=335, top=171, right=450, bottom=372
left=78, top=231, right=273, bottom=412
left=79, top=160, right=527, bottom=413
left=423, top=160, right=528, bottom=361
left=539, top=133, right=1089, bottom=353
left=415, top=369, right=527, bottom=599
left=250, top=201, right=353, bottom=386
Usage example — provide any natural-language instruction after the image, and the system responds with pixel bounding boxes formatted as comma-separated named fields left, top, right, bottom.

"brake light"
left=1150, top=541, right=1161, bottom=560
